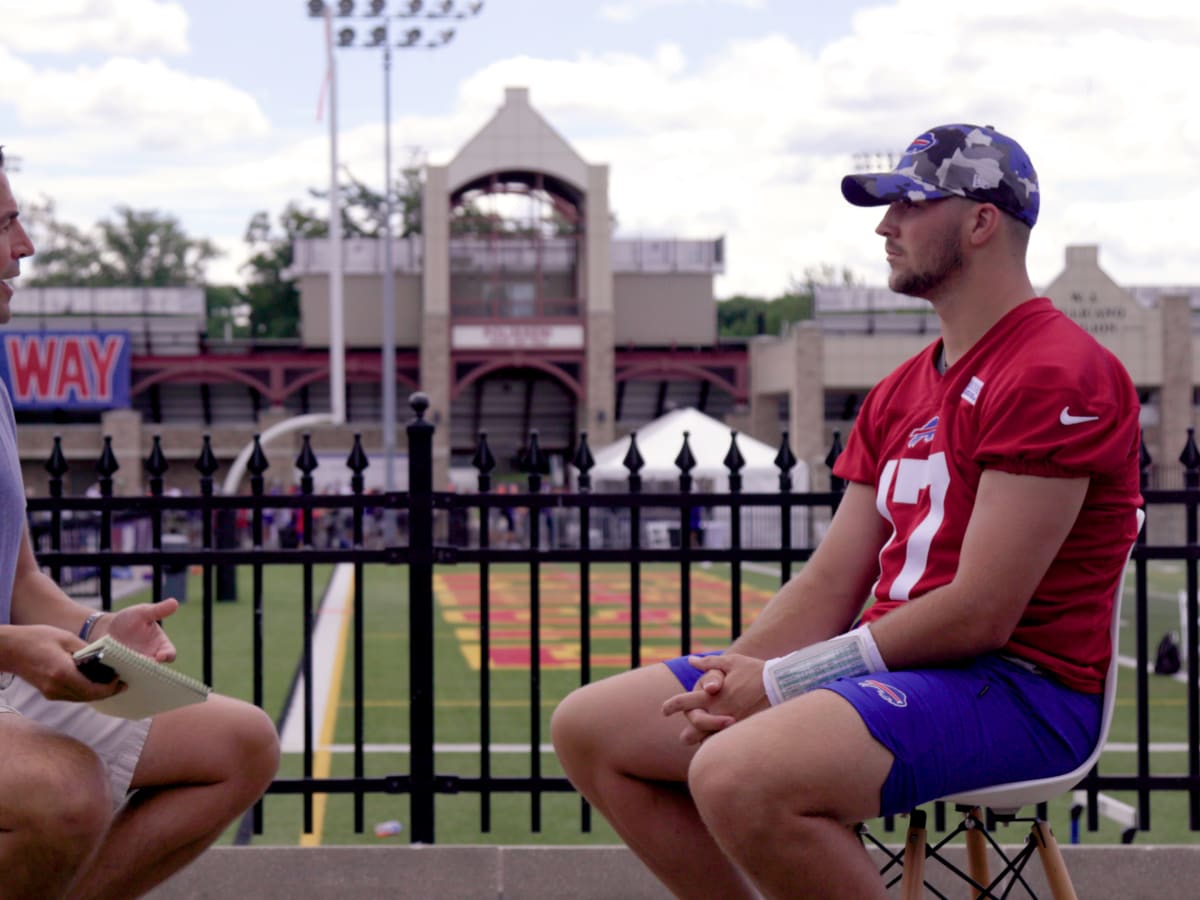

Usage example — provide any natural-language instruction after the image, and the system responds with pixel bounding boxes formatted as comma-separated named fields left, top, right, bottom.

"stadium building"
left=7, top=88, right=1197, bottom=497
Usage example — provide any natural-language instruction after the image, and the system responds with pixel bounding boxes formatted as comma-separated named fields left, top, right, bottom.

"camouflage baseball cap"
left=841, top=124, right=1039, bottom=227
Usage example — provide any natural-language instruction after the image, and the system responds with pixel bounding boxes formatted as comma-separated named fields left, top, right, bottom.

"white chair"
left=878, top=508, right=1144, bottom=900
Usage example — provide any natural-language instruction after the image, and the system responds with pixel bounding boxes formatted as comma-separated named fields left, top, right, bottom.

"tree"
left=716, top=265, right=861, bottom=338
left=795, top=263, right=861, bottom=296
left=716, top=295, right=771, bottom=338
left=239, top=203, right=327, bottom=339
left=25, top=200, right=218, bottom=287
left=21, top=197, right=107, bottom=285
left=241, top=159, right=425, bottom=339
left=96, top=207, right=218, bottom=286
left=308, top=152, right=425, bottom=239
left=205, top=283, right=248, bottom=341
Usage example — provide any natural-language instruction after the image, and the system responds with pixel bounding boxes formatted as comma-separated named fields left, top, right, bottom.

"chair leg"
left=963, top=808, right=990, bottom=899
left=1030, top=819, right=1078, bottom=900
left=898, top=809, right=927, bottom=900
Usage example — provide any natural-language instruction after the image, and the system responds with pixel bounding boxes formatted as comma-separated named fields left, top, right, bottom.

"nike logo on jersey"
left=1060, top=407, right=1100, bottom=426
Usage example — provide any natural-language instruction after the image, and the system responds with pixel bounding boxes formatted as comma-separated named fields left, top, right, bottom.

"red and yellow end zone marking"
left=434, top=568, right=775, bottom=670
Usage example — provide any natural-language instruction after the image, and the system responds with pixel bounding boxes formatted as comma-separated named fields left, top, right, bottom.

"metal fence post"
left=407, top=393, right=436, bottom=843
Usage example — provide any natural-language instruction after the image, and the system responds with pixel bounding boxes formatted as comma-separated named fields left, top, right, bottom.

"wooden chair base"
left=861, top=807, right=1079, bottom=899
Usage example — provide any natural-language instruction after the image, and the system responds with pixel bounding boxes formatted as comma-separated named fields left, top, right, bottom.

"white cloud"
left=257, top=0, right=1200, bottom=300
left=3, top=0, right=190, bottom=55
left=12, top=58, right=269, bottom=152
left=454, top=0, right=1200, bottom=294
left=11, top=0, right=1200, bottom=299
left=453, top=36, right=853, bottom=295
left=599, top=0, right=765, bottom=25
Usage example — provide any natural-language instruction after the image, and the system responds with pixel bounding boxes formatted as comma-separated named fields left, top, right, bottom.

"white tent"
left=577, top=408, right=810, bottom=549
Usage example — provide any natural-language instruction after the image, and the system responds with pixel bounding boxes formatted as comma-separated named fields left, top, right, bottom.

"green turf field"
left=110, top=557, right=1200, bottom=847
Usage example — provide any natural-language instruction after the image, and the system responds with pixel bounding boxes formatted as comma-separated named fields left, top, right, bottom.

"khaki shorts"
left=0, top=674, right=151, bottom=808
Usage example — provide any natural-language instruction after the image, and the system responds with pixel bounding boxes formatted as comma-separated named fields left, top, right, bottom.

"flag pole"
left=324, top=6, right=346, bottom=425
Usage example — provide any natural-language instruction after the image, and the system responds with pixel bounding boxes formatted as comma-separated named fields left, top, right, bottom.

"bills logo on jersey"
left=907, top=416, right=939, bottom=448
left=905, top=132, right=937, bottom=154
left=858, top=679, right=908, bottom=708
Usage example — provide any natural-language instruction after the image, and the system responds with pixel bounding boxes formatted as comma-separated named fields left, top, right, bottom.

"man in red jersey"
left=552, top=124, right=1141, bottom=898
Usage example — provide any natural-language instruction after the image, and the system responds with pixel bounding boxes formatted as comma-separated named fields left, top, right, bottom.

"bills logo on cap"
left=905, top=132, right=937, bottom=154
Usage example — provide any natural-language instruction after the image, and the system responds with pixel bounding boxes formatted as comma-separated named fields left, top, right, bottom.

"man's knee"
left=17, top=732, right=113, bottom=843
left=550, top=683, right=599, bottom=765
left=688, top=729, right=764, bottom=828
left=182, top=697, right=279, bottom=796
left=226, top=702, right=281, bottom=789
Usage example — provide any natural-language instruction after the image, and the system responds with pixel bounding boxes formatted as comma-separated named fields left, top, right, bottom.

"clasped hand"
left=660, top=652, right=769, bottom=745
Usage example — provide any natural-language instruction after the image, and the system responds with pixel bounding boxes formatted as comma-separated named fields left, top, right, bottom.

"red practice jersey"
left=834, top=298, right=1141, bottom=692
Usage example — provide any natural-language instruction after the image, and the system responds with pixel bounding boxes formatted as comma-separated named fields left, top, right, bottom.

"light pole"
left=307, top=0, right=483, bottom=490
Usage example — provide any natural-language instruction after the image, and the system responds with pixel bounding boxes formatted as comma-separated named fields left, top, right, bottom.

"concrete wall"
left=822, top=332, right=932, bottom=389
left=299, top=274, right=422, bottom=349
left=1045, top=245, right=1162, bottom=385
left=612, top=274, right=716, bottom=346
left=145, top=844, right=1200, bottom=900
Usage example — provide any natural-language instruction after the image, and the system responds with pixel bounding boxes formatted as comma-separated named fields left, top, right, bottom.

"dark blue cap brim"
left=841, top=172, right=955, bottom=207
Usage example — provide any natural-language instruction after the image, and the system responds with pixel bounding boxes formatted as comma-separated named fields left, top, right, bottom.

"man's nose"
left=13, top=220, right=33, bottom=259
left=875, top=204, right=901, bottom=237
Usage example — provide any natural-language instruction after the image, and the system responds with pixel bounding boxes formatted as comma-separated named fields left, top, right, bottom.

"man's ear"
left=965, top=203, right=1003, bottom=247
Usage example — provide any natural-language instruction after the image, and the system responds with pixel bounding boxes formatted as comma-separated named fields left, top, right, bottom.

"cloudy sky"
left=3, top=0, right=1199, bottom=298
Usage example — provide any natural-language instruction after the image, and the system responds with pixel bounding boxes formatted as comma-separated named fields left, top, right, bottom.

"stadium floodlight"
left=306, top=0, right=483, bottom=490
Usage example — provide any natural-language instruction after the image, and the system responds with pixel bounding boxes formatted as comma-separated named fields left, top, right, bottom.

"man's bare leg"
left=688, top=689, right=893, bottom=900
left=552, top=664, right=757, bottom=899
left=0, top=716, right=113, bottom=899
left=67, top=695, right=280, bottom=900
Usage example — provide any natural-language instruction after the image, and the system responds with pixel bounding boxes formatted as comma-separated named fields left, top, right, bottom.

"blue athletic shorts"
left=664, top=652, right=1102, bottom=817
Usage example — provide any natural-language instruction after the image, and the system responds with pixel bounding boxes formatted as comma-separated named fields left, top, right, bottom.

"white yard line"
left=279, top=563, right=355, bottom=754
left=321, top=742, right=557, bottom=754
left=1117, top=652, right=1189, bottom=684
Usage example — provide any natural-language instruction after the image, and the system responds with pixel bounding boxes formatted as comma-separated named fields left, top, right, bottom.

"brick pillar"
left=1160, top=294, right=1194, bottom=465
left=583, top=163, right=615, bottom=447
left=421, top=165, right=452, bottom=491
left=256, top=406, right=296, bottom=492
left=788, top=324, right=826, bottom=489
left=100, top=408, right=143, bottom=496
left=418, top=311, right=451, bottom=490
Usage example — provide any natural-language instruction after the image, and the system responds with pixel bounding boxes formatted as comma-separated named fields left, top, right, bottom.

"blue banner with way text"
left=0, top=331, right=132, bottom=410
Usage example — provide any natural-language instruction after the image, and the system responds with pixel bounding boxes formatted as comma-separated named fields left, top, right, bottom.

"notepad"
left=73, top=635, right=211, bottom=720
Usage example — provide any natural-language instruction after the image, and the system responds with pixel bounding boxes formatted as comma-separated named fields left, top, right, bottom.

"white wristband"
left=761, top=625, right=888, bottom=706
left=855, top=624, right=887, bottom=673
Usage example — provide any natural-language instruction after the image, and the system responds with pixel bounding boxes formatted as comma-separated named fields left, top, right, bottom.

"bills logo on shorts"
left=907, top=416, right=939, bottom=448
left=858, top=679, right=908, bottom=708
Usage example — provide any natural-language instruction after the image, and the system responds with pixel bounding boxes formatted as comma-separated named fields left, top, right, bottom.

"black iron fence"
left=23, top=394, right=1200, bottom=845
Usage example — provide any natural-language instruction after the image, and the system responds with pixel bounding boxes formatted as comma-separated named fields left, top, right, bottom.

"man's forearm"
left=10, top=568, right=99, bottom=634
left=728, top=572, right=865, bottom=659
